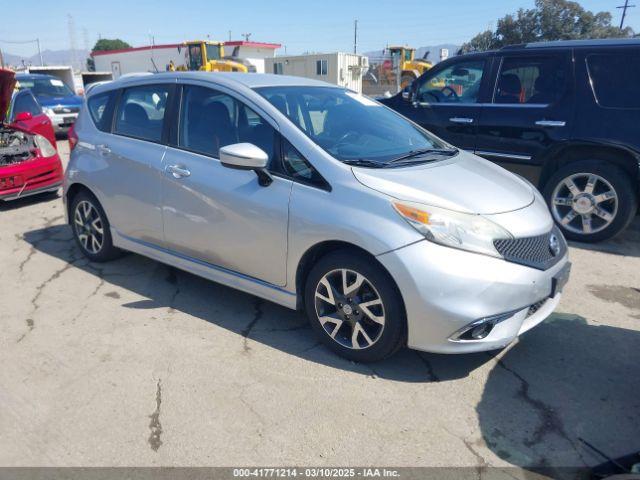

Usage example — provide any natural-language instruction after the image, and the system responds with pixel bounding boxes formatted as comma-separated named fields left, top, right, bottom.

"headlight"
left=43, top=107, right=55, bottom=116
left=34, top=134, right=57, bottom=158
left=393, top=201, right=512, bottom=257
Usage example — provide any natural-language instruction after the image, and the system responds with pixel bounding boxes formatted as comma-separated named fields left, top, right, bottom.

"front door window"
left=417, top=60, right=486, bottom=104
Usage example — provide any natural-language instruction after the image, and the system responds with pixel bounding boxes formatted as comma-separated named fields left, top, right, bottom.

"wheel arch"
left=538, top=141, right=640, bottom=194
left=294, top=240, right=406, bottom=314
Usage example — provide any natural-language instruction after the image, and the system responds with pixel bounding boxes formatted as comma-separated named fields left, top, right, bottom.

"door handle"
left=449, top=117, right=474, bottom=124
left=166, top=164, right=191, bottom=179
left=535, top=120, right=566, bottom=127
left=96, top=144, right=111, bottom=155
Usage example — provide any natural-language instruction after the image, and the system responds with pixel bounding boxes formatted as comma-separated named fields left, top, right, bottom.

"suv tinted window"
left=587, top=53, right=640, bottom=109
left=13, top=92, right=42, bottom=118
left=495, top=56, right=567, bottom=104
left=417, top=60, right=485, bottom=103
left=179, top=85, right=276, bottom=161
left=114, top=85, right=170, bottom=142
left=88, top=91, right=115, bottom=132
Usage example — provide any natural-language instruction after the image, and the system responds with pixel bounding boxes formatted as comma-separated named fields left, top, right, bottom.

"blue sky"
left=2, top=0, right=638, bottom=57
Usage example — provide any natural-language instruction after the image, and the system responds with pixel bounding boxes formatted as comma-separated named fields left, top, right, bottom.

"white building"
left=92, top=41, right=280, bottom=78
left=266, top=53, right=369, bottom=93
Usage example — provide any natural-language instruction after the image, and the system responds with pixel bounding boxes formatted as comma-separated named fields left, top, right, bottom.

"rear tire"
left=543, top=160, right=637, bottom=243
left=70, top=191, right=122, bottom=262
left=304, top=250, right=406, bottom=362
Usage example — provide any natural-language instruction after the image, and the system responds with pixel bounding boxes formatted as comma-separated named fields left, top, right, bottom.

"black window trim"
left=490, top=52, right=571, bottom=107
left=111, top=83, right=176, bottom=145
left=585, top=52, right=640, bottom=111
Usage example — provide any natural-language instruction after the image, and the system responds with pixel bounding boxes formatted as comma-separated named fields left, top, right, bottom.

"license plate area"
left=551, top=262, right=571, bottom=298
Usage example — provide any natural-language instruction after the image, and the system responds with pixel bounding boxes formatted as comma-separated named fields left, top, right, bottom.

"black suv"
left=381, top=39, right=640, bottom=242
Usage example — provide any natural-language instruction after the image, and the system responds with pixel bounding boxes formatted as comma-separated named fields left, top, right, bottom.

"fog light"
left=449, top=309, right=522, bottom=342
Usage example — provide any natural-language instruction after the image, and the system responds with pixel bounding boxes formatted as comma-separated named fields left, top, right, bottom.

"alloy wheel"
left=314, top=269, right=385, bottom=350
left=551, top=172, right=618, bottom=235
left=74, top=200, right=105, bottom=254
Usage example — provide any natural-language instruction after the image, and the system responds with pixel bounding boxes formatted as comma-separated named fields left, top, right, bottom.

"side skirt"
left=112, top=229, right=298, bottom=310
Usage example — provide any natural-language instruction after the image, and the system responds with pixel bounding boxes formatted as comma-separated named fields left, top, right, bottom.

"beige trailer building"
left=266, top=52, right=368, bottom=93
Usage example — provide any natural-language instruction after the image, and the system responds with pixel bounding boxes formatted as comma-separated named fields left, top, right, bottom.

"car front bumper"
left=0, top=154, right=64, bottom=201
left=377, top=239, right=570, bottom=354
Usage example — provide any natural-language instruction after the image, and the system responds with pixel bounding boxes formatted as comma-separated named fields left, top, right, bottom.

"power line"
left=618, top=0, right=636, bottom=29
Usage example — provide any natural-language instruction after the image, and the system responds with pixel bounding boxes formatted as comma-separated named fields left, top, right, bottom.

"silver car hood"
left=352, top=151, right=535, bottom=215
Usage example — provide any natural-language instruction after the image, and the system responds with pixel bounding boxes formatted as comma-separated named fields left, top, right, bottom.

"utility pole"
left=618, top=0, right=636, bottom=29
left=242, top=33, right=252, bottom=42
left=36, top=38, right=43, bottom=66
left=228, top=30, right=232, bottom=41
left=353, top=19, right=358, bottom=54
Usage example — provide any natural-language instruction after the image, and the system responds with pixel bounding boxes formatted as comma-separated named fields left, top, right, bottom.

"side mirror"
left=220, top=143, right=273, bottom=187
left=401, top=85, right=413, bottom=102
left=14, top=111, right=33, bottom=122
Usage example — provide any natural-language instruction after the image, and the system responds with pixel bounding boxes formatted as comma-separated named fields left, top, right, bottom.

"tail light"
left=68, top=124, right=79, bottom=151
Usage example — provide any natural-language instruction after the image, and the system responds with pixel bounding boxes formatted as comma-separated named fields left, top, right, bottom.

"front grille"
left=52, top=106, right=80, bottom=114
left=494, top=226, right=566, bottom=270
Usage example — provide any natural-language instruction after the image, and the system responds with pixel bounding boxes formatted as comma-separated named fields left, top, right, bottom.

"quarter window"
left=88, top=91, right=115, bottom=132
left=587, top=53, right=640, bottom=109
left=494, top=56, right=567, bottom=105
left=417, top=60, right=485, bottom=103
left=281, top=139, right=326, bottom=188
left=114, top=85, right=170, bottom=142
left=179, top=85, right=277, bottom=162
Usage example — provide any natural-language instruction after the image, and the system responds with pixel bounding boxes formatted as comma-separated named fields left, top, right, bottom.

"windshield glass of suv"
left=18, top=78, right=75, bottom=98
left=256, top=86, right=451, bottom=164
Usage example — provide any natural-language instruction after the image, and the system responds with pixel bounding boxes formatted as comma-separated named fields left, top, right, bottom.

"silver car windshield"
left=256, top=86, right=454, bottom=166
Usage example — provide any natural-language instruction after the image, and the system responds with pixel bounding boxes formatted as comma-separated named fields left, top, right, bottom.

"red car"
left=1, top=68, right=63, bottom=201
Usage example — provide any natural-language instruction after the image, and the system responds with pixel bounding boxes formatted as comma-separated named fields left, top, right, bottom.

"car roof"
left=502, top=38, right=640, bottom=50
left=92, top=72, right=340, bottom=95
left=15, top=73, right=55, bottom=80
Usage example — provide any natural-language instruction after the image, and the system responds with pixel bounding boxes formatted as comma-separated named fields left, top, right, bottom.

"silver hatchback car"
left=63, top=72, right=570, bottom=362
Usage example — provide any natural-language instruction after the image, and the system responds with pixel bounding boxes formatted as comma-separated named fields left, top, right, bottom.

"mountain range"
left=0, top=49, right=89, bottom=69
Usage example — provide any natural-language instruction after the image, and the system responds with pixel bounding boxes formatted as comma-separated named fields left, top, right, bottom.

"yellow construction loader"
left=388, top=46, right=433, bottom=88
left=177, top=41, right=256, bottom=73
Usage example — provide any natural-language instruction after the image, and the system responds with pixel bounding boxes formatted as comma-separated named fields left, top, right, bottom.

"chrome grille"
left=494, top=226, right=566, bottom=270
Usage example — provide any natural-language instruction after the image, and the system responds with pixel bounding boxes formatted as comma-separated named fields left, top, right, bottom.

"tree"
left=460, top=0, right=634, bottom=53
left=91, top=38, right=132, bottom=53
left=85, top=38, right=131, bottom=72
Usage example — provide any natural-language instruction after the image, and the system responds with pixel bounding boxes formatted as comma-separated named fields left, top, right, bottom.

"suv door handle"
left=535, top=120, right=566, bottom=127
left=449, top=117, right=474, bottom=124
left=96, top=144, right=111, bottom=155
left=166, top=164, right=191, bottom=179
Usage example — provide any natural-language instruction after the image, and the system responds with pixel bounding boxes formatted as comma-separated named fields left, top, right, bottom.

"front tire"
left=304, top=250, right=406, bottom=362
left=543, top=160, right=638, bottom=243
left=71, top=191, right=121, bottom=262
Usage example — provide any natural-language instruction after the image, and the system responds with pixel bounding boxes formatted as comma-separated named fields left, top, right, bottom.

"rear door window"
left=114, top=84, right=170, bottom=142
left=494, top=56, right=568, bottom=105
left=88, top=90, right=116, bottom=132
left=587, top=53, right=640, bottom=109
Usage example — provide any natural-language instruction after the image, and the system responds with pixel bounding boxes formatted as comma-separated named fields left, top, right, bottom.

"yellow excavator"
left=388, top=46, right=433, bottom=88
left=176, top=40, right=256, bottom=73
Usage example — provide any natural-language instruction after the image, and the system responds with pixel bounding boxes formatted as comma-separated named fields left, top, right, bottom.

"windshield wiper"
left=342, top=159, right=384, bottom=168
left=388, top=148, right=458, bottom=165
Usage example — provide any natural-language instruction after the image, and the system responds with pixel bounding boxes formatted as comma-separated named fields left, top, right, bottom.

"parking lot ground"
left=1, top=141, right=639, bottom=472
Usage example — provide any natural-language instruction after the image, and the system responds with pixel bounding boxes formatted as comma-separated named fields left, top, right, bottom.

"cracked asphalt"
left=0, top=141, right=639, bottom=473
